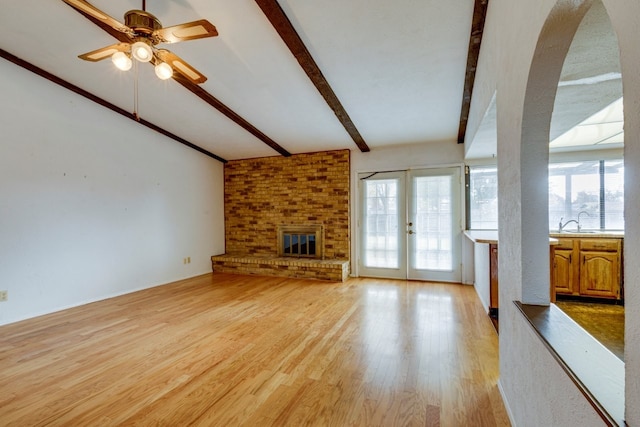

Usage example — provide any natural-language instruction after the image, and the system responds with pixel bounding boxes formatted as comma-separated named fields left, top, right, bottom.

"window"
left=466, top=160, right=624, bottom=231
left=549, top=160, right=624, bottom=230
left=468, top=166, right=498, bottom=230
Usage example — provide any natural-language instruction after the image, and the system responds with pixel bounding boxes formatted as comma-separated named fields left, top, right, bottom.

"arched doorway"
left=549, top=0, right=624, bottom=361
left=501, top=0, right=640, bottom=424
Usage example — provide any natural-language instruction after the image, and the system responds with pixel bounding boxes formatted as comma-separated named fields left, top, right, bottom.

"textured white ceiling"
left=466, top=0, right=623, bottom=159
left=0, top=0, right=475, bottom=161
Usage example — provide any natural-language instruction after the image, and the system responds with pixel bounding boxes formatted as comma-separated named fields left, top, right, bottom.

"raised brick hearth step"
left=211, top=255, right=350, bottom=282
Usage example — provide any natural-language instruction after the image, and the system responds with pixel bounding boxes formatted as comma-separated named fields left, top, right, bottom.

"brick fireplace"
left=211, top=150, right=350, bottom=281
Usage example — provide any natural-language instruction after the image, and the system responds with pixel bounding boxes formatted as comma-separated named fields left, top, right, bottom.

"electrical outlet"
left=187, top=257, right=191, bottom=264
left=0, top=290, right=7, bottom=302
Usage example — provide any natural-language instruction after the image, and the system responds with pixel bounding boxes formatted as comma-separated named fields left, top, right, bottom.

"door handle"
left=408, top=230, right=414, bottom=235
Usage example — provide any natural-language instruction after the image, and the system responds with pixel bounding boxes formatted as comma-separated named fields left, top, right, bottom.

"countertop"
left=465, top=230, right=624, bottom=245
left=549, top=231, right=624, bottom=238
left=464, top=230, right=559, bottom=245
left=463, top=230, right=500, bottom=244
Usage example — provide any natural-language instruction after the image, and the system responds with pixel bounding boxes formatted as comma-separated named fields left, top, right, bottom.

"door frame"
left=353, top=163, right=465, bottom=281
left=407, top=166, right=463, bottom=282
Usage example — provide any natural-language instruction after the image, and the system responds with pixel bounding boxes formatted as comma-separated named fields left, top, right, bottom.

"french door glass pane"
left=364, top=179, right=399, bottom=268
left=414, top=176, right=452, bottom=270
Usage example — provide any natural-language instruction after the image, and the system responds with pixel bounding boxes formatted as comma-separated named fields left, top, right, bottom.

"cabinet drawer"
left=555, top=238, right=574, bottom=250
left=579, top=239, right=620, bottom=252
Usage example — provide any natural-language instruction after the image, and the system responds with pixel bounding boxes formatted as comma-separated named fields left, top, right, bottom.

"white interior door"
left=358, top=167, right=462, bottom=282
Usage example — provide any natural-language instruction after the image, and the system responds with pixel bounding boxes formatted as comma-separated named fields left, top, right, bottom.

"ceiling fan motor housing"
left=124, top=10, right=162, bottom=36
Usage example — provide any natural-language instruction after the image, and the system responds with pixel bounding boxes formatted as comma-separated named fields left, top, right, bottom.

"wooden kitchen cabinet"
left=552, top=239, right=577, bottom=295
left=489, top=244, right=498, bottom=313
left=552, top=236, right=623, bottom=300
left=579, top=239, right=622, bottom=299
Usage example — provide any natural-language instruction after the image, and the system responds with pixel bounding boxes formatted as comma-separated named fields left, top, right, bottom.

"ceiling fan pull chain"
left=133, top=60, right=140, bottom=121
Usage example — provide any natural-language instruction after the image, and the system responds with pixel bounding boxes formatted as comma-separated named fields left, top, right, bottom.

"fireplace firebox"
left=277, top=225, right=324, bottom=259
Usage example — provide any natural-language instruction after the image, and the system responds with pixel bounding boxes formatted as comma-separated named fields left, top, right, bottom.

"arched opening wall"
left=474, top=0, right=640, bottom=424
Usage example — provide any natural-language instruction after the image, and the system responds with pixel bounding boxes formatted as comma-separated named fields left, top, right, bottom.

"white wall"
left=351, top=141, right=464, bottom=173
left=464, top=0, right=500, bottom=158
left=472, top=242, right=490, bottom=312
left=470, top=0, right=640, bottom=424
left=350, top=142, right=474, bottom=284
left=0, top=59, right=225, bottom=326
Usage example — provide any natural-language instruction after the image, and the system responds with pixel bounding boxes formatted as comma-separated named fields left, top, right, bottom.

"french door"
left=358, top=167, right=462, bottom=282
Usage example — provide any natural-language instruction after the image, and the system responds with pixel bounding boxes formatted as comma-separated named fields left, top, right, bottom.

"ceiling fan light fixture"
left=64, top=2, right=218, bottom=85
left=131, top=41, right=153, bottom=62
left=154, top=62, right=173, bottom=80
left=111, top=51, right=132, bottom=71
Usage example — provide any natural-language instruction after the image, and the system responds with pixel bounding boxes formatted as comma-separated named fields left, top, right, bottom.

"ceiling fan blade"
left=78, top=43, right=130, bottom=62
left=62, top=0, right=132, bottom=35
left=153, top=19, right=218, bottom=44
left=155, top=49, right=207, bottom=84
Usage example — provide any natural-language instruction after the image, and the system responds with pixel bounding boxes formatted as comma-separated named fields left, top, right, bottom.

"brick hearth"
left=210, top=255, right=350, bottom=282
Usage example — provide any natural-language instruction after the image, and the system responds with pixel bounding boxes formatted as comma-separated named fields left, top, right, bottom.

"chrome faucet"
left=558, top=211, right=591, bottom=232
left=577, top=211, right=590, bottom=231
left=558, top=218, right=578, bottom=232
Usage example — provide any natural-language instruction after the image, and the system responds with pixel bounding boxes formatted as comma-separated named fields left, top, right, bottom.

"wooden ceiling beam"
left=255, top=0, right=370, bottom=153
left=67, top=6, right=292, bottom=158
left=171, top=75, right=291, bottom=157
left=0, top=48, right=227, bottom=163
left=458, top=0, right=489, bottom=144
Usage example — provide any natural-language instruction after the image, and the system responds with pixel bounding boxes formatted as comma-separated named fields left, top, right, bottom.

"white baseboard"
left=498, top=379, right=517, bottom=427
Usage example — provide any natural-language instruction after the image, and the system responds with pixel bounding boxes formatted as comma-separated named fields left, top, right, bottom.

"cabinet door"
left=489, top=244, right=498, bottom=310
left=553, top=249, right=575, bottom=295
left=579, top=251, right=621, bottom=299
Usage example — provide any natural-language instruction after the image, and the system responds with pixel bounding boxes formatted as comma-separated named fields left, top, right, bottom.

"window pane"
left=549, top=161, right=600, bottom=230
left=548, top=173, right=567, bottom=228
left=414, top=176, right=452, bottom=270
left=364, top=179, right=399, bottom=268
left=548, top=160, right=624, bottom=231
left=469, top=166, right=498, bottom=229
left=605, top=160, right=624, bottom=229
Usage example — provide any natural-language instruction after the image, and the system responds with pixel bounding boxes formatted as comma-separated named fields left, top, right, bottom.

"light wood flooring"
left=0, top=273, right=509, bottom=426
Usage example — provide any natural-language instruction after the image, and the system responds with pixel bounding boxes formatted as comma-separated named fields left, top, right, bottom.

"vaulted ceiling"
left=465, top=0, right=623, bottom=159
left=0, top=0, right=482, bottom=162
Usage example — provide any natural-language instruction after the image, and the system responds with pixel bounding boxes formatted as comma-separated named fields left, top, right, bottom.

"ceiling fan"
left=62, top=0, right=218, bottom=84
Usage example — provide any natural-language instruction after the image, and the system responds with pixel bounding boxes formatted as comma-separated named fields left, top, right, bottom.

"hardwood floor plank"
left=0, top=273, right=509, bottom=426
